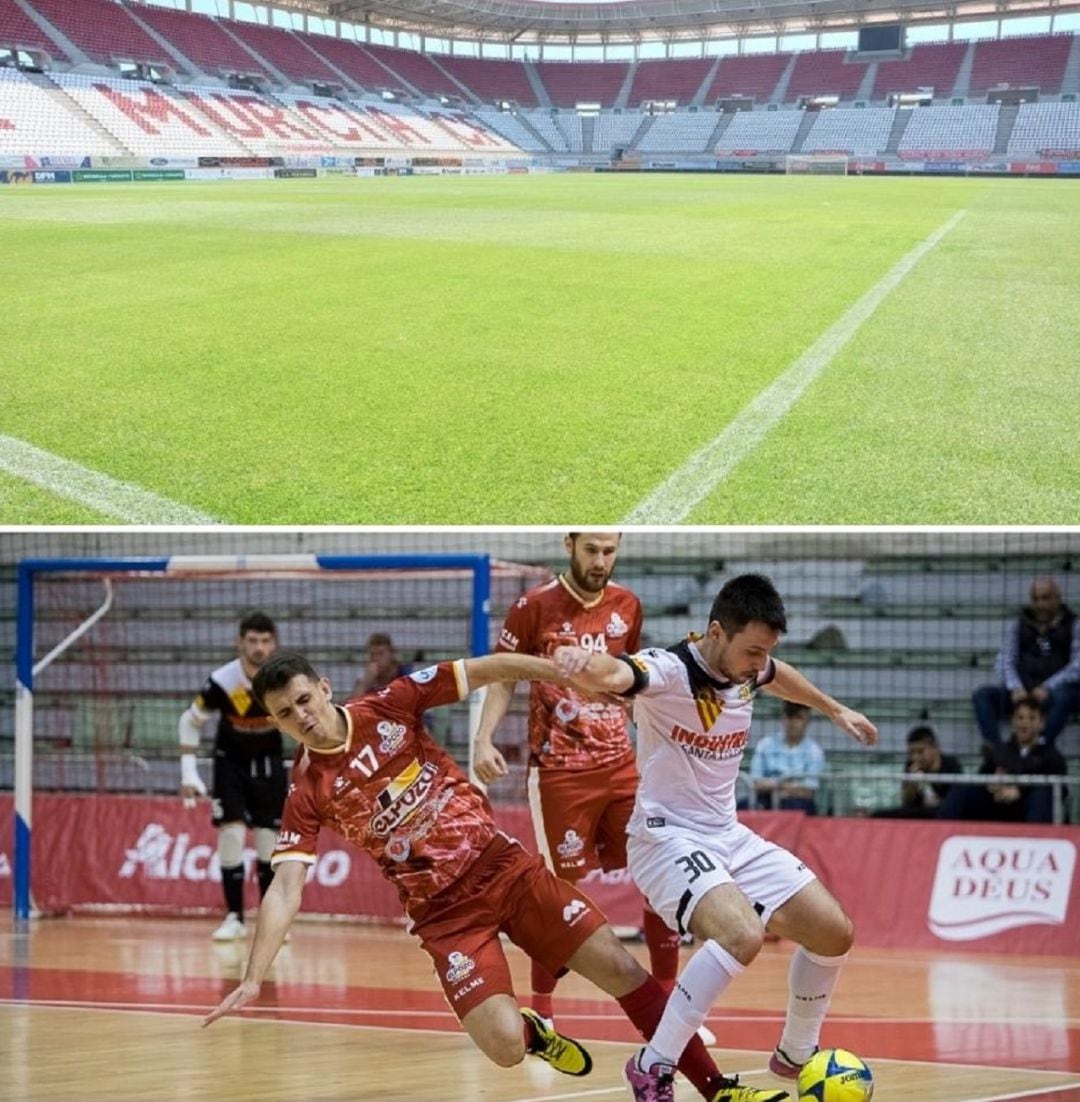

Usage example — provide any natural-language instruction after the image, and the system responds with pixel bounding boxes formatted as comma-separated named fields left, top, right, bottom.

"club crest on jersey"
left=377, top=720, right=407, bottom=754
left=554, top=698, right=581, bottom=724
left=445, top=951, right=476, bottom=984
left=557, top=829, right=585, bottom=859
left=370, top=760, right=439, bottom=835
left=410, top=666, right=438, bottom=684
left=694, top=687, right=724, bottom=730
left=229, top=686, right=254, bottom=715
left=739, top=682, right=754, bottom=701
left=607, top=611, right=629, bottom=637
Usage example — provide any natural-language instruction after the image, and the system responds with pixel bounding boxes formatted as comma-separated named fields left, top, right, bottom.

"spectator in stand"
left=749, top=701, right=826, bottom=814
left=944, top=699, right=1067, bottom=824
left=352, top=632, right=411, bottom=697
left=872, top=725, right=962, bottom=819
left=972, top=577, right=1080, bottom=749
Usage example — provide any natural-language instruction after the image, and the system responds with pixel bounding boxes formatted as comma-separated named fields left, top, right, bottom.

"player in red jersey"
left=474, top=533, right=684, bottom=1027
left=204, top=651, right=741, bottom=1102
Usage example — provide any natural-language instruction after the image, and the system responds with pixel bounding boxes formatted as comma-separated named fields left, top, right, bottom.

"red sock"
left=643, top=907, right=681, bottom=989
left=617, top=975, right=721, bottom=1100
left=530, top=959, right=558, bottom=1021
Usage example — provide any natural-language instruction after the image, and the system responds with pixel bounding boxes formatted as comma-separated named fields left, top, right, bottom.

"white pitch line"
left=959, top=1082, right=1080, bottom=1102
left=0, top=434, right=217, bottom=524
left=622, top=209, right=967, bottom=524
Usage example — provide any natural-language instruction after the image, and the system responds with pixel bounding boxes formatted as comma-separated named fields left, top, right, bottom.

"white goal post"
left=785, top=154, right=849, bottom=175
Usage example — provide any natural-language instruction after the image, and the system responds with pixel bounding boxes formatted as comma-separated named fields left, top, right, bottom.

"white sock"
left=642, top=940, right=743, bottom=1068
left=778, top=946, right=848, bottom=1063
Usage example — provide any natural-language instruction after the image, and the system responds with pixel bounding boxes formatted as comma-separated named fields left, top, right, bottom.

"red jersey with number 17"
left=270, top=661, right=498, bottom=923
left=496, top=576, right=642, bottom=771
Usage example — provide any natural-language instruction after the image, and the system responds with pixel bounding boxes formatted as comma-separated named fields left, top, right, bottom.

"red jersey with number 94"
left=270, top=661, right=499, bottom=923
left=496, top=576, right=642, bottom=771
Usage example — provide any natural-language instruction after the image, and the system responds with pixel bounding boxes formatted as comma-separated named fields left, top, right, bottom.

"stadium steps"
left=580, top=113, right=595, bottom=153
left=12, top=0, right=80, bottom=63
left=789, top=109, right=819, bottom=153
left=884, top=107, right=913, bottom=153
left=993, top=103, right=1020, bottom=154
left=506, top=109, right=554, bottom=151
left=855, top=60, right=878, bottom=101
left=692, top=58, right=722, bottom=107
left=772, top=52, right=799, bottom=104
left=217, top=19, right=291, bottom=89
left=26, top=71, right=130, bottom=154
left=522, top=56, right=552, bottom=109
left=121, top=3, right=200, bottom=80
left=614, top=61, right=637, bottom=109
left=428, top=54, right=483, bottom=105
left=628, top=113, right=655, bottom=150
left=950, top=41, right=977, bottom=98
left=705, top=110, right=735, bottom=150
left=1065, top=34, right=1080, bottom=93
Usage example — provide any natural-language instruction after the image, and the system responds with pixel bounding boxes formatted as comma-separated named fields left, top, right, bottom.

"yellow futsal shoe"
left=521, top=1007, right=593, bottom=1076
left=709, top=1075, right=789, bottom=1102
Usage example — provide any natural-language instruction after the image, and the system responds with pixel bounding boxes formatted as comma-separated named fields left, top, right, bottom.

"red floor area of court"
left=5, top=963, right=1079, bottom=1074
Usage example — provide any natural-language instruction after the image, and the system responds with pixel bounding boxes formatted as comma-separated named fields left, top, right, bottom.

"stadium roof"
left=321, top=0, right=1076, bottom=42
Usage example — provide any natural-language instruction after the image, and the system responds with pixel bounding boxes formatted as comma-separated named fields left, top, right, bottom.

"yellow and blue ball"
left=797, top=1048, right=874, bottom=1102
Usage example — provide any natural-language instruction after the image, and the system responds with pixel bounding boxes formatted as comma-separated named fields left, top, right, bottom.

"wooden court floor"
left=2, top=914, right=1079, bottom=1102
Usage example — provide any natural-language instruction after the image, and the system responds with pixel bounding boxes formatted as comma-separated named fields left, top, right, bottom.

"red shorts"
left=529, top=755, right=638, bottom=881
left=414, top=833, right=607, bottom=1020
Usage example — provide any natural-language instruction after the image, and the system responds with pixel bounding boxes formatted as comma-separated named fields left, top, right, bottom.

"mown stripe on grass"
left=622, top=210, right=967, bottom=524
left=0, top=435, right=217, bottom=524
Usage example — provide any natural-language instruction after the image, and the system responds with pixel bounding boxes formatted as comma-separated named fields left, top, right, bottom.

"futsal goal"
left=784, top=154, right=849, bottom=175
left=11, top=553, right=549, bottom=922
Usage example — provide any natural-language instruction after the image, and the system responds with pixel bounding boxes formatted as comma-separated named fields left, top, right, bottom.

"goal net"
left=785, top=154, right=849, bottom=175
left=11, top=553, right=550, bottom=919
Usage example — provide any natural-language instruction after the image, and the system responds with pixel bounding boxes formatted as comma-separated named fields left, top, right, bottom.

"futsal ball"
left=796, top=1048, right=874, bottom=1102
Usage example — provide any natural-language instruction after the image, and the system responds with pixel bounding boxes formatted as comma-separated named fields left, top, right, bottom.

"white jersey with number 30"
left=624, top=639, right=776, bottom=838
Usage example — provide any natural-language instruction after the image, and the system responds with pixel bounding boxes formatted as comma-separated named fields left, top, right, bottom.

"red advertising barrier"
left=1, top=796, right=1076, bottom=954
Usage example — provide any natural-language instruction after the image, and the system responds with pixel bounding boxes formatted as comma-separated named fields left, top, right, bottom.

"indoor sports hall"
left=2, top=529, right=1078, bottom=1102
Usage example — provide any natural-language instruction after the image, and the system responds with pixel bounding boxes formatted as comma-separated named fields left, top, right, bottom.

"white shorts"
left=627, top=820, right=817, bottom=935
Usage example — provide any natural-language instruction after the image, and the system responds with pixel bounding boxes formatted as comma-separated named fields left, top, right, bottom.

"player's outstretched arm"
left=202, top=860, right=305, bottom=1027
left=767, top=660, right=878, bottom=747
left=551, top=646, right=636, bottom=696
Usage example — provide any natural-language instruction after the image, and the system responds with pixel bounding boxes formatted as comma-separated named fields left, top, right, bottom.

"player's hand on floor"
left=203, top=980, right=261, bottom=1027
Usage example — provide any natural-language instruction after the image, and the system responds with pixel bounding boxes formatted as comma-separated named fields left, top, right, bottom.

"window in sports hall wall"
left=905, top=24, right=950, bottom=43
left=1000, top=15, right=1052, bottom=35
left=637, top=41, right=666, bottom=59
left=234, top=4, right=269, bottom=25
left=482, top=42, right=510, bottom=59
left=574, top=45, right=604, bottom=61
left=398, top=32, right=421, bottom=52
left=1056, top=12, right=1080, bottom=30
left=671, top=42, right=704, bottom=58
left=820, top=31, right=858, bottom=49
left=743, top=36, right=781, bottom=54
left=607, top=44, right=634, bottom=60
left=705, top=38, right=742, bottom=57
left=780, top=33, right=817, bottom=51
left=452, top=40, right=480, bottom=56
left=543, top=44, right=571, bottom=60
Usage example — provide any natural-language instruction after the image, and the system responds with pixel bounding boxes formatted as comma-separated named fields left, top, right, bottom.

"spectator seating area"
left=536, top=60, right=629, bottom=108
left=0, top=0, right=66, bottom=61
left=1007, top=100, right=1080, bottom=153
left=636, top=110, right=721, bottom=152
left=898, top=101, right=999, bottom=156
left=134, top=4, right=267, bottom=79
left=0, top=64, right=116, bottom=154
left=591, top=109, right=642, bottom=152
left=872, top=41, right=967, bottom=99
left=716, top=108, right=803, bottom=153
left=28, top=0, right=169, bottom=69
left=801, top=107, right=897, bottom=155
left=629, top=57, right=714, bottom=105
left=2, top=555, right=1076, bottom=813
left=969, top=33, right=1073, bottom=94
left=706, top=52, right=793, bottom=101
left=785, top=48, right=867, bottom=101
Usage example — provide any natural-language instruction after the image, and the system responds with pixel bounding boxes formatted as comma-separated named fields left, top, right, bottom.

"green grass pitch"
left=1, top=173, right=1078, bottom=524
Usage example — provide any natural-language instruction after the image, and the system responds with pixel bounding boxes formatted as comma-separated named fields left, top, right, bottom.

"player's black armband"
left=614, top=654, right=650, bottom=697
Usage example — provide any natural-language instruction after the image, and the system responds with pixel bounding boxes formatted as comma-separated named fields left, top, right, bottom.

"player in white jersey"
left=553, top=574, right=878, bottom=1102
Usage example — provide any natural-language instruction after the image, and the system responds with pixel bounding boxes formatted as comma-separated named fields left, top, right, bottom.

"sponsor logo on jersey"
left=554, top=698, right=581, bottom=724
left=333, top=775, right=348, bottom=793
left=646, top=816, right=666, bottom=828
left=377, top=720, right=406, bottom=755
left=694, top=689, right=724, bottom=731
left=562, top=622, right=573, bottom=633
left=670, top=723, right=748, bottom=761
left=386, top=835, right=411, bottom=862
left=370, top=760, right=439, bottom=835
left=385, top=789, right=453, bottom=860
left=409, top=666, right=438, bottom=684
left=276, top=830, right=302, bottom=849
left=562, top=898, right=589, bottom=925
left=445, top=950, right=476, bottom=984
left=516, top=596, right=528, bottom=609
left=499, top=628, right=519, bottom=651
left=607, top=612, right=629, bottom=637
left=557, top=830, right=585, bottom=859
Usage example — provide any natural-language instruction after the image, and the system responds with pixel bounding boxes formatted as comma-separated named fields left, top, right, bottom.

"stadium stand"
left=897, top=102, right=999, bottom=156
left=213, top=16, right=344, bottom=87
left=628, top=57, right=714, bottom=106
left=969, top=32, right=1073, bottom=94
left=635, top=110, right=719, bottom=152
left=521, top=108, right=570, bottom=151
left=535, top=61, right=629, bottom=108
left=362, top=41, right=462, bottom=99
left=785, top=49, right=868, bottom=102
left=715, top=107, right=803, bottom=152
left=872, top=41, right=967, bottom=100
left=294, top=33, right=408, bottom=93
left=705, top=53, right=792, bottom=103
left=0, top=65, right=117, bottom=154
left=437, top=55, right=538, bottom=106
left=1007, top=100, right=1080, bottom=153
left=0, top=0, right=66, bottom=60
left=132, top=4, right=268, bottom=80
left=592, top=109, right=643, bottom=152
left=473, top=106, right=547, bottom=151
left=26, top=0, right=170, bottom=68
left=801, top=106, right=896, bottom=154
